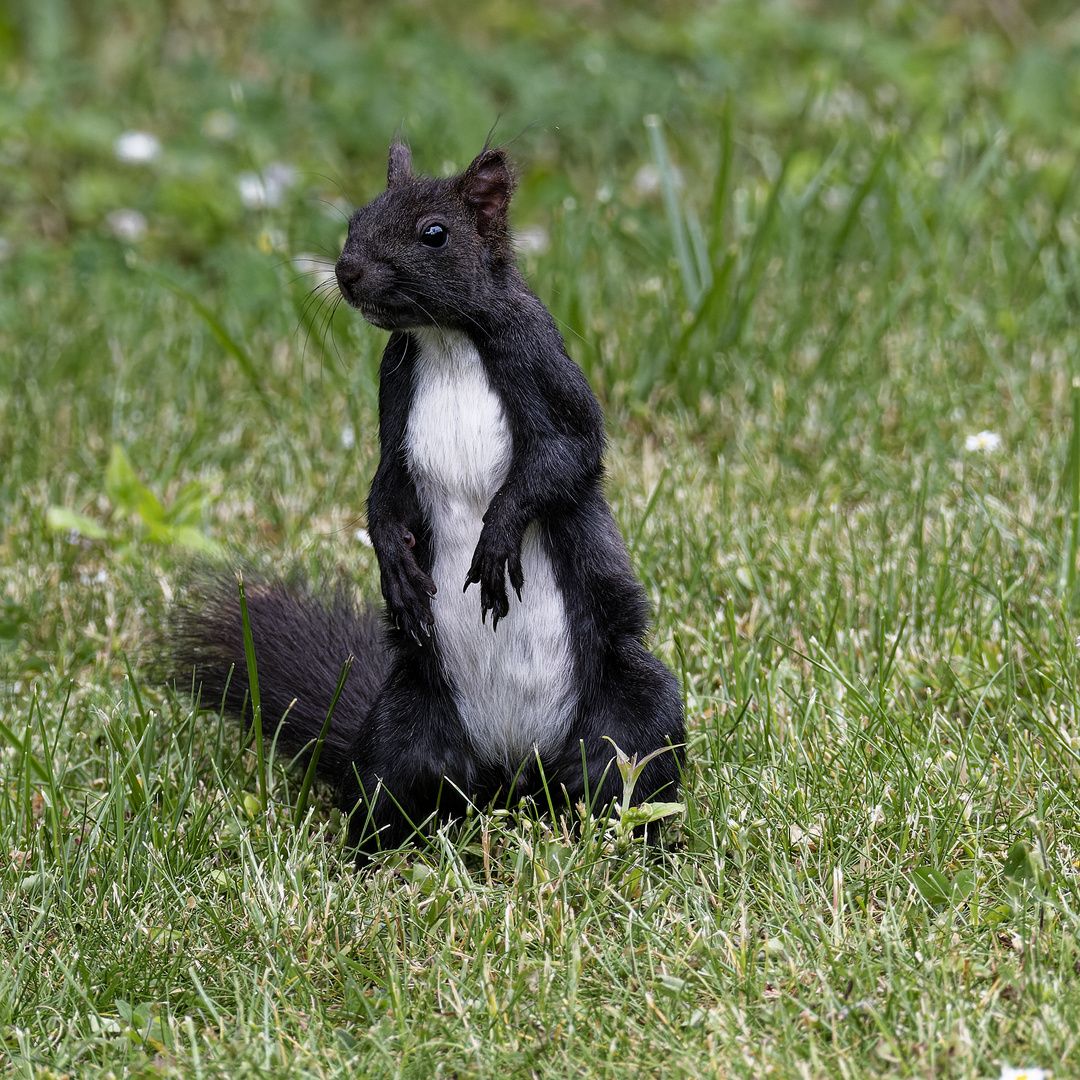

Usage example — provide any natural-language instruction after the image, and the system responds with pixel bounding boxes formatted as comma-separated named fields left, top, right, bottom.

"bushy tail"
left=168, top=576, right=388, bottom=786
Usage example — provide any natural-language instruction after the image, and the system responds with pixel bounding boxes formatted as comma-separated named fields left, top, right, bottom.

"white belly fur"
left=405, top=327, right=574, bottom=766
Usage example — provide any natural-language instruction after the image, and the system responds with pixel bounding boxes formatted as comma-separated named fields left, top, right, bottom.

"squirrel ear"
left=459, top=148, right=514, bottom=237
left=387, top=141, right=412, bottom=188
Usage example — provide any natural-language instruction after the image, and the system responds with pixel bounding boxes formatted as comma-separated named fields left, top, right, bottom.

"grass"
left=3, top=0, right=1080, bottom=1076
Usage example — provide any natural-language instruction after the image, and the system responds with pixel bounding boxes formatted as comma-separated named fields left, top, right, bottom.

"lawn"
left=3, top=1, right=1080, bottom=1077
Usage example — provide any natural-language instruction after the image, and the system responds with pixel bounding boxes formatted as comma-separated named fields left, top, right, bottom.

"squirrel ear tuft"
left=459, top=148, right=514, bottom=237
left=387, top=141, right=412, bottom=188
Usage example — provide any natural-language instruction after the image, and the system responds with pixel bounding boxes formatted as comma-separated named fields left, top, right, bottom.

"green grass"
left=4, top=1, right=1080, bottom=1076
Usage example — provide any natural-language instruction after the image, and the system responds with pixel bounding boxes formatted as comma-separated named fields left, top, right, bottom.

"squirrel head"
left=335, top=140, right=517, bottom=332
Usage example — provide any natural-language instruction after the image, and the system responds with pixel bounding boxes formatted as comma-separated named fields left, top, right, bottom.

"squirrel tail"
left=168, top=576, right=387, bottom=785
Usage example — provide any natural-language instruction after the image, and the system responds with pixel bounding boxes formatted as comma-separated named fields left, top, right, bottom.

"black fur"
left=171, top=578, right=389, bottom=781
left=171, top=141, right=685, bottom=862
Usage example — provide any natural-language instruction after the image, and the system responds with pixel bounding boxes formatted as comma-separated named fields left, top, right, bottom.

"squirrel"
left=172, top=140, right=685, bottom=863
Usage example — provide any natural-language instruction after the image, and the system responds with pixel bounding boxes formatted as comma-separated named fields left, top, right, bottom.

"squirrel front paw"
left=379, top=529, right=436, bottom=641
left=463, top=522, right=524, bottom=631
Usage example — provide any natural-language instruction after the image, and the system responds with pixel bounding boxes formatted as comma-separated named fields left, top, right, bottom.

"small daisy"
left=964, top=430, right=1002, bottom=453
left=201, top=109, right=238, bottom=142
left=262, top=162, right=299, bottom=206
left=105, top=209, right=147, bottom=243
left=237, top=172, right=268, bottom=209
left=632, top=163, right=661, bottom=197
left=238, top=163, right=299, bottom=210
left=114, top=131, right=161, bottom=164
left=999, top=1067, right=1048, bottom=1080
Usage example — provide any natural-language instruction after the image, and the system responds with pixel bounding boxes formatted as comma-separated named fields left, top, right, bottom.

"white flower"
left=105, top=209, right=147, bottom=243
left=292, top=253, right=337, bottom=289
left=632, top=164, right=661, bottom=197
left=632, top=163, right=684, bottom=197
left=238, top=163, right=299, bottom=209
left=355, top=528, right=372, bottom=547
left=262, top=161, right=299, bottom=205
left=237, top=172, right=268, bottom=209
left=341, top=423, right=355, bottom=451
left=0, top=237, right=11, bottom=261
left=822, top=185, right=851, bottom=212
left=965, top=430, right=1002, bottom=453
left=999, top=1067, right=1048, bottom=1080
left=515, top=226, right=549, bottom=256
left=201, top=109, right=238, bottom=141
left=114, top=131, right=161, bottom=164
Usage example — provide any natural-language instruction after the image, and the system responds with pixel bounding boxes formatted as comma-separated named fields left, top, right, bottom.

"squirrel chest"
left=404, top=327, right=574, bottom=765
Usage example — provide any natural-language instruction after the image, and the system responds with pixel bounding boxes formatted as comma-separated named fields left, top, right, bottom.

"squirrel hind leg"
left=548, top=641, right=685, bottom=818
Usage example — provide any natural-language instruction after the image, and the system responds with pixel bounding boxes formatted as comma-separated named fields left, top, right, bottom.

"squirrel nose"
left=335, top=252, right=363, bottom=289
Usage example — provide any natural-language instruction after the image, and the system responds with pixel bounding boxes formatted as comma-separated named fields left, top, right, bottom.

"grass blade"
left=719, top=147, right=793, bottom=348
left=708, top=94, right=734, bottom=260
left=236, top=573, right=267, bottom=811
left=630, top=466, right=669, bottom=556
left=293, top=654, right=353, bottom=827
left=645, top=113, right=700, bottom=305
left=1065, top=376, right=1080, bottom=600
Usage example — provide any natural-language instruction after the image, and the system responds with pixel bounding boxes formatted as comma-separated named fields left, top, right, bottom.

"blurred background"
left=3, top=1, right=1078, bottom=405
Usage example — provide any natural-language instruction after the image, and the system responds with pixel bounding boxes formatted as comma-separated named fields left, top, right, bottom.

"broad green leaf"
left=656, top=975, right=688, bottom=996
left=618, top=801, right=685, bottom=829
left=911, top=866, right=952, bottom=905
left=1003, top=841, right=1035, bottom=882
left=952, top=869, right=976, bottom=900
left=45, top=506, right=109, bottom=539
left=106, top=444, right=167, bottom=525
left=170, top=525, right=226, bottom=557
left=167, top=479, right=213, bottom=525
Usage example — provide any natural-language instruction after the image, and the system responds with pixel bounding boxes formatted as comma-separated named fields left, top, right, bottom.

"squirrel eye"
left=420, top=222, right=448, bottom=248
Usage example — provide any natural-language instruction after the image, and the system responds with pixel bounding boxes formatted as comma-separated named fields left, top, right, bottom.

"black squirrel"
left=172, top=140, right=685, bottom=862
